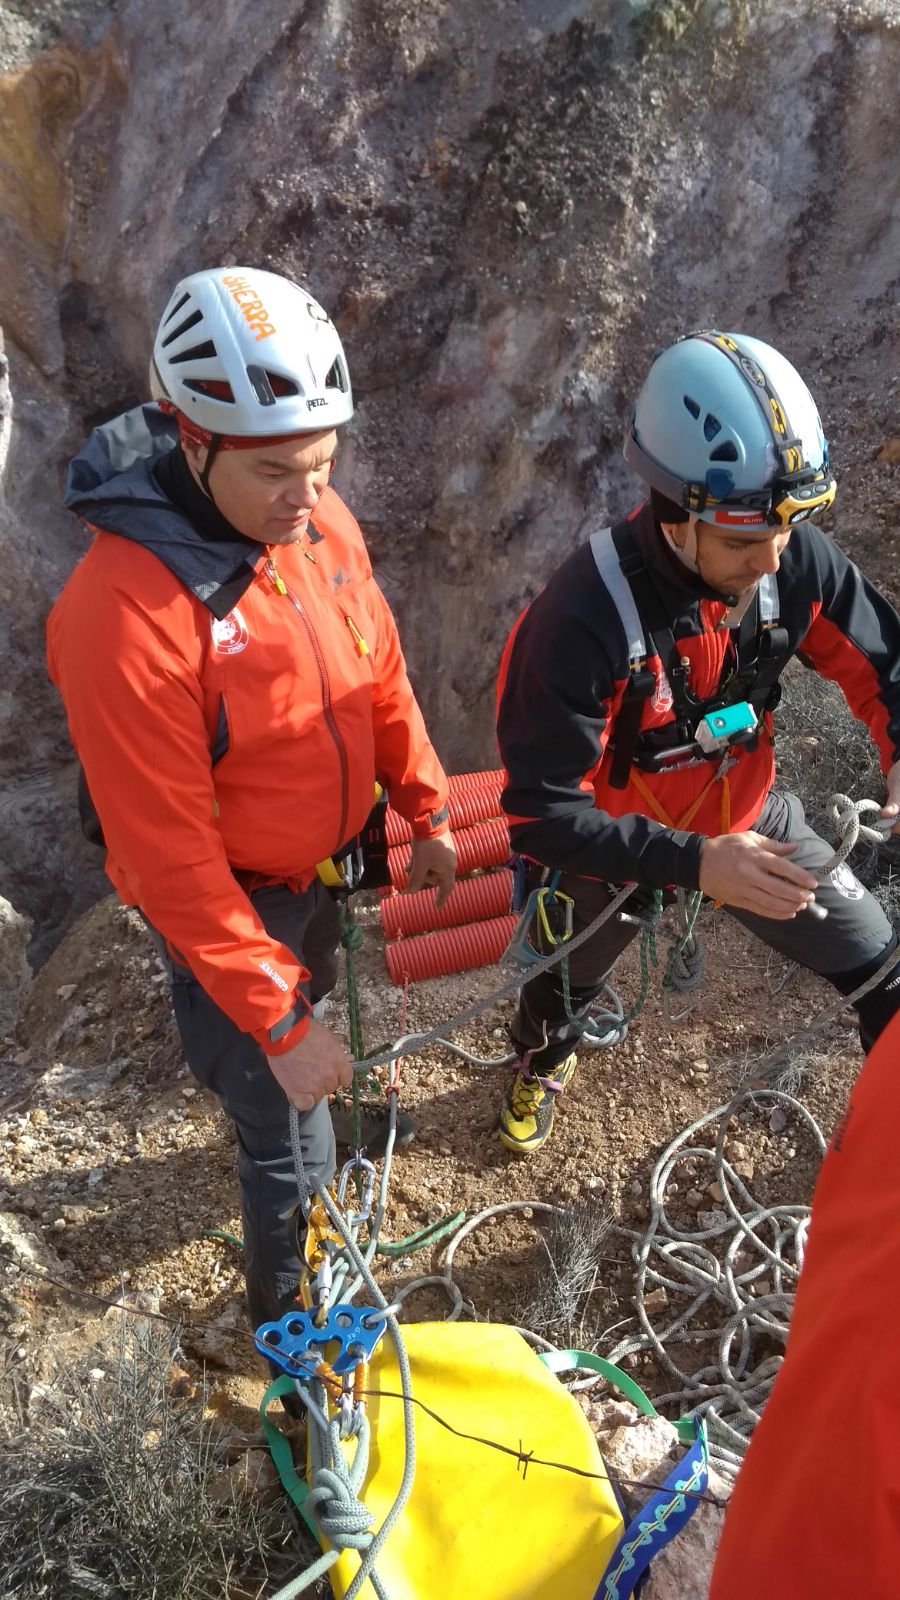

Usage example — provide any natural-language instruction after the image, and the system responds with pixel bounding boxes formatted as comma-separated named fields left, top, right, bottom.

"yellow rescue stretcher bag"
left=285, top=1321, right=706, bottom=1600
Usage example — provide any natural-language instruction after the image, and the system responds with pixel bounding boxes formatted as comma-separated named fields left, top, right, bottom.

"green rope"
left=559, top=889, right=662, bottom=1034
left=375, top=1211, right=467, bottom=1258
left=623, top=890, right=662, bottom=1023
left=557, top=888, right=707, bottom=1034
left=338, top=902, right=367, bottom=1169
left=339, top=902, right=366, bottom=1055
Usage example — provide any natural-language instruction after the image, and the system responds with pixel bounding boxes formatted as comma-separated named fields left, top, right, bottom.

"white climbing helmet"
left=151, top=267, right=353, bottom=437
left=624, top=331, right=836, bottom=528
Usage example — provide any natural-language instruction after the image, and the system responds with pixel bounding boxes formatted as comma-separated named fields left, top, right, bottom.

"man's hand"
left=405, top=833, right=458, bottom=909
left=698, top=831, right=819, bottom=920
left=879, top=760, right=900, bottom=836
left=266, top=1019, right=353, bottom=1111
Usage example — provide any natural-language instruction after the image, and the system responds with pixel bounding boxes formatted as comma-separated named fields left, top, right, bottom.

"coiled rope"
left=600, top=1089, right=826, bottom=1480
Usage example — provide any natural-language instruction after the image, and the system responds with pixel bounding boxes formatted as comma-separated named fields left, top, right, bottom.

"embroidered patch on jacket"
left=651, top=669, right=674, bottom=713
left=211, top=608, right=250, bottom=655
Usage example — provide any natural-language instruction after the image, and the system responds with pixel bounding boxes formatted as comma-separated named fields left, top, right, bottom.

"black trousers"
left=147, top=881, right=340, bottom=1332
left=511, top=790, right=900, bottom=1071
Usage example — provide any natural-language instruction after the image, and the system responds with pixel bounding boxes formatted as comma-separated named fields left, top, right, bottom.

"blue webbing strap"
left=593, top=1422, right=707, bottom=1600
left=539, top=1349, right=708, bottom=1600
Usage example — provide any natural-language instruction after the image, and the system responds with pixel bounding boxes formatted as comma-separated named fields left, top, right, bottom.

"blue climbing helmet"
left=624, top=331, right=836, bottom=529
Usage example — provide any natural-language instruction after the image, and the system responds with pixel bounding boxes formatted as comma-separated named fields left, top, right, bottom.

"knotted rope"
left=818, top=793, right=895, bottom=877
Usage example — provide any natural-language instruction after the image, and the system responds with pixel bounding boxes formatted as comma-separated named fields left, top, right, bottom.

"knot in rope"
left=306, top=1417, right=375, bottom=1551
left=578, top=982, right=628, bottom=1048
left=665, top=935, right=705, bottom=994
left=820, top=792, right=894, bottom=877
left=339, top=905, right=366, bottom=953
left=662, top=888, right=705, bottom=1008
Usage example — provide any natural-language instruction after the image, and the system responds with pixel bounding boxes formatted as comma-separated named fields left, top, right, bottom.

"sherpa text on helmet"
left=151, top=267, right=353, bottom=438
left=624, top=331, right=836, bottom=529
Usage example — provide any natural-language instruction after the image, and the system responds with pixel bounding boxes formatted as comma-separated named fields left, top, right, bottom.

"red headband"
left=159, top=400, right=315, bottom=453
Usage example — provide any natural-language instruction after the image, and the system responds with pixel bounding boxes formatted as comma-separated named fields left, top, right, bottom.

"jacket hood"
left=64, top=404, right=265, bottom=618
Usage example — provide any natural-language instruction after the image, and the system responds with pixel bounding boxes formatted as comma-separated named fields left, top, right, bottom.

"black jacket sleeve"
left=496, top=546, right=704, bottom=889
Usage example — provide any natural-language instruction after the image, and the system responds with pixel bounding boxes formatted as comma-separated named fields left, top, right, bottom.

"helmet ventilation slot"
left=161, top=308, right=204, bottom=348
left=169, top=340, right=218, bottom=365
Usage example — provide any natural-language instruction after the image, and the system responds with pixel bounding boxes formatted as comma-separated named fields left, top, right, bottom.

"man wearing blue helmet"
left=495, top=330, right=900, bottom=1155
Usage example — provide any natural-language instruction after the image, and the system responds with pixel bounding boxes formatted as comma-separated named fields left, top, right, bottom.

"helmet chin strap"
left=662, top=518, right=751, bottom=622
left=199, top=434, right=223, bottom=499
left=662, top=520, right=700, bottom=574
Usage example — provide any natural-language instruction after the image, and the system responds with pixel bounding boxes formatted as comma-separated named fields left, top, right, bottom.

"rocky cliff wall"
left=1, top=0, right=897, bottom=959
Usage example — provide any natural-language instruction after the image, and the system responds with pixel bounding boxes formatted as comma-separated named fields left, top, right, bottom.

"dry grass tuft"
left=0, top=1321, right=309, bottom=1600
left=515, top=1199, right=618, bottom=1350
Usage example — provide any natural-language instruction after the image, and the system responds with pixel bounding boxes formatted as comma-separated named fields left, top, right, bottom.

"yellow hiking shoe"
left=498, top=1054, right=577, bottom=1155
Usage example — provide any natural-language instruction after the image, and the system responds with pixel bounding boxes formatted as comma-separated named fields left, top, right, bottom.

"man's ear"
left=660, top=519, right=688, bottom=549
left=182, top=437, right=207, bottom=478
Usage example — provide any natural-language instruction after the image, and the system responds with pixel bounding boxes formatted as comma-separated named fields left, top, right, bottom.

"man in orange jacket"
left=708, top=1007, right=900, bottom=1598
left=48, top=266, right=456, bottom=1333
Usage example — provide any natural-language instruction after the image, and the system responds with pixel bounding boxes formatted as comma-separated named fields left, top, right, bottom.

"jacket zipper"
left=344, top=613, right=370, bottom=656
left=265, top=555, right=351, bottom=847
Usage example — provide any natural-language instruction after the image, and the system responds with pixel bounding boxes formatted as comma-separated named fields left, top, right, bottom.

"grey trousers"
left=511, top=789, right=900, bottom=1070
left=148, top=881, right=340, bottom=1332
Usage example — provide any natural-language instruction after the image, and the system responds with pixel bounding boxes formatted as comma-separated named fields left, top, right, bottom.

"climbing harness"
left=316, top=786, right=392, bottom=893
left=506, top=872, right=575, bottom=967
left=589, top=523, right=788, bottom=791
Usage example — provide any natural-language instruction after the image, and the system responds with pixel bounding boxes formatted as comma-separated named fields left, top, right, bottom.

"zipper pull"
left=266, top=556, right=287, bottom=596
left=344, top=614, right=370, bottom=656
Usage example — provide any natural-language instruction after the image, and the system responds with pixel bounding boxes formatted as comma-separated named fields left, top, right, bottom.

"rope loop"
left=819, top=791, right=894, bottom=877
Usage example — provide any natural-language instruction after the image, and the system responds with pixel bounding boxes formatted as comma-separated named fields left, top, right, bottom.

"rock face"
left=1, top=0, right=898, bottom=956
left=0, top=893, right=32, bottom=1035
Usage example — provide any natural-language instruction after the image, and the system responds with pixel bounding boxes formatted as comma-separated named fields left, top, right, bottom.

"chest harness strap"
left=589, top=524, right=789, bottom=803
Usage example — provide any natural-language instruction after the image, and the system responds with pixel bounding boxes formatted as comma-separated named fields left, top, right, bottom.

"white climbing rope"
left=598, top=1089, right=825, bottom=1480
left=387, top=1108, right=824, bottom=1486
left=819, top=793, right=895, bottom=876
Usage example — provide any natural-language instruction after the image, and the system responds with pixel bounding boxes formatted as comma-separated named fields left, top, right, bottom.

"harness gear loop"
left=506, top=873, right=575, bottom=969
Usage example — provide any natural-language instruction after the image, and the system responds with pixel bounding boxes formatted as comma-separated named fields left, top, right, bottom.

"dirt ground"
left=0, top=877, right=863, bottom=1431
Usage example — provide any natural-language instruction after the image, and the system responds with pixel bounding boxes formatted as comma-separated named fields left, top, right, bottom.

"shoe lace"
left=510, top=1074, right=546, bottom=1118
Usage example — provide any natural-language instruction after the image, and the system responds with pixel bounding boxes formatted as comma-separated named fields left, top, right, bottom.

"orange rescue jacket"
left=48, top=407, right=449, bottom=1054
left=708, top=1009, right=900, bottom=1598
